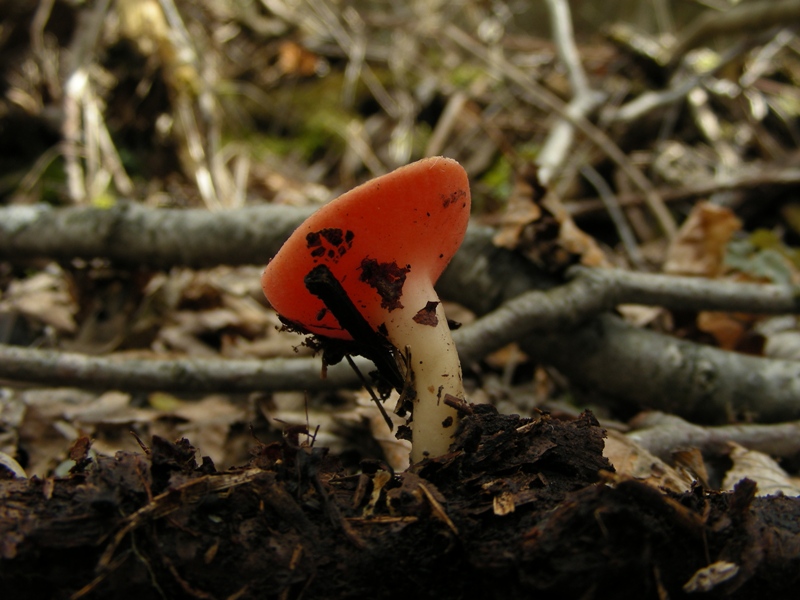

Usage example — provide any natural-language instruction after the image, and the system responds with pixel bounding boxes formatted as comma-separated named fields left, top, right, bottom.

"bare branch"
left=629, top=412, right=800, bottom=460
left=455, top=265, right=800, bottom=364
left=522, top=313, right=800, bottom=424
left=454, top=266, right=800, bottom=423
left=0, top=343, right=358, bottom=394
left=0, top=202, right=314, bottom=269
left=4, top=203, right=800, bottom=423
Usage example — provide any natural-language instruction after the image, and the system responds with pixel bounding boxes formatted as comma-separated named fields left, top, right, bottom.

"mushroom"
left=262, top=156, right=471, bottom=462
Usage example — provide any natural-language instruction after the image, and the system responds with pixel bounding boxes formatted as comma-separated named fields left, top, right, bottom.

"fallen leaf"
left=0, top=270, right=77, bottom=333
left=603, top=430, right=695, bottom=493
left=278, top=40, right=324, bottom=77
left=64, top=391, right=151, bottom=426
left=696, top=311, right=747, bottom=350
left=723, top=442, right=800, bottom=496
left=664, top=201, right=742, bottom=277
left=494, top=165, right=608, bottom=270
left=154, top=395, right=247, bottom=469
left=683, top=561, right=740, bottom=593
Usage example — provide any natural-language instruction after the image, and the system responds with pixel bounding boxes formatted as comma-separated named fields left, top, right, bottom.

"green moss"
left=725, top=229, right=800, bottom=284
left=481, top=154, right=513, bottom=200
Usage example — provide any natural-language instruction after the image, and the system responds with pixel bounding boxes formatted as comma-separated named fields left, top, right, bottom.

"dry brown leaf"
left=278, top=41, right=324, bottom=77
left=696, top=311, right=748, bottom=350
left=16, top=389, right=97, bottom=477
left=603, top=430, right=694, bottom=493
left=493, top=195, right=542, bottom=251
left=0, top=270, right=77, bottom=333
left=723, top=442, right=800, bottom=497
left=671, top=447, right=710, bottom=489
left=0, top=450, right=26, bottom=478
left=153, top=395, right=247, bottom=468
left=64, top=391, right=151, bottom=426
left=494, top=166, right=608, bottom=270
left=663, top=201, right=742, bottom=276
left=0, top=391, right=25, bottom=458
left=150, top=266, right=279, bottom=357
left=556, top=216, right=609, bottom=268
left=260, top=391, right=354, bottom=458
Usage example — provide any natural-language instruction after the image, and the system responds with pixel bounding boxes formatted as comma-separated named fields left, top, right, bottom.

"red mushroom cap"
left=262, top=157, right=471, bottom=339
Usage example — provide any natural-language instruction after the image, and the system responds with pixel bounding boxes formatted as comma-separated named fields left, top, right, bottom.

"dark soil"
left=2, top=408, right=799, bottom=600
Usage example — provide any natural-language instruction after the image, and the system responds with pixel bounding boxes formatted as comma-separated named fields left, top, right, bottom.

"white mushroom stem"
left=381, top=284, right=464, bottom=463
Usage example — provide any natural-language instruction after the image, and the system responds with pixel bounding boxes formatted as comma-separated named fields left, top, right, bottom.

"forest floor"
left=2, top=1, right=800, bottom=598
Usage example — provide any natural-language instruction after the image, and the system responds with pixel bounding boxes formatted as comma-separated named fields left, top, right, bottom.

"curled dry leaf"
left=278, top=40, right=325, bottom=77
left=151, top=266, right=278, bottom=358
left=683, top=561, right=741, bottom=594
left=63, top=391, right=150, bottom=426
left=0, top=270, right=77, bottom=334
left=494, top=167, right=608, bottom=270
left=603, top=430, right=694, bottom=493
left=723, top=442, right=800, bottom=497
left=153, top=395, right=247, bottom=468
left=663, top=201, right=742, bottom=277
left=696, top=310, right=752, bottom=351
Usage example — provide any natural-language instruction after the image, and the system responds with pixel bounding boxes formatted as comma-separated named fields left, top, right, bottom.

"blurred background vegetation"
left=5, top=0, right=791, bottom=215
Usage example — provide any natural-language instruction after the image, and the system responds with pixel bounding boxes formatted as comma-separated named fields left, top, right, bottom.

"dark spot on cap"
left=442, top=416, right=453, bottom=428
left=320, top=228, right=342, bottom=246
left=412, top=301, right=439, bottom=327
left=306, top=231, right=321, bottom=247
left=442, top=188, right=467, bottom=209
left=359, top=258, right=409, bottom=311
left=306, top=228, right=354, bottom=263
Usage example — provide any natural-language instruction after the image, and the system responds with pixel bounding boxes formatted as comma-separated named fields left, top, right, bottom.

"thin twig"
left=566, top=165, right=800, bottom=218
left=538, top=0, right=604, bottom=184
left=444, top=24, right=677, bottom=238
left=579, top=165, right=646, bottom=269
